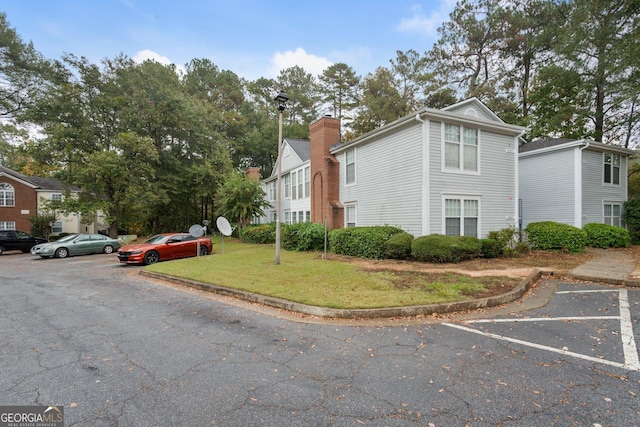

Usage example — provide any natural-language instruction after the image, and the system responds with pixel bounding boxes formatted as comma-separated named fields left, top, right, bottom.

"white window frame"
left=51, top=193, right=64, bottom=202
left=0, top=221, right=16, bottom=230
left=603, top=153, right=620, bottom=185
left=291, top=170, right=298, bottom=200
left=51, top=220, right=64, bottom=234
left=442, top=195, right=480, bottom=237
left=304, top=166, right=310, bottom=198
left=603, top=202, right=622, bottom=227
left=284, top=210, right=291, bottom=225
left=345, top=148, right=356, bottom=186
left=268, top=181, right=276, bottom=201
left=0, top=183, right=15, bottom=207
left=345, top=204, right=357, bottom=228
left=284, top=174, right=291, bottom=199
left=442, top=123, right=480, bottom=174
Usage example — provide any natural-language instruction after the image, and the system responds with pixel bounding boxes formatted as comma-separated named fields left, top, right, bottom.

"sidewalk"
left=568, top=248, right=640, bottom=287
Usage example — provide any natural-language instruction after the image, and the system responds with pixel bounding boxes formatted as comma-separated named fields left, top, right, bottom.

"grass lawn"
left=144, top=238, right=520, bottom=309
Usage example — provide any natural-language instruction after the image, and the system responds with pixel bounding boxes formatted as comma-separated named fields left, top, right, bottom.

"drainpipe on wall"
left=416, top=113, right=429, bottom=236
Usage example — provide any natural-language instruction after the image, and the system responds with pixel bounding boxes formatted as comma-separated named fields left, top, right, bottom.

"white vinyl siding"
left=582, top=150, right=628, bottom=226
left=432, top=121, right=516, bottom=237
left=338, top=123, right=423, bottom=235
left=519, top=148, right=577, bottom=227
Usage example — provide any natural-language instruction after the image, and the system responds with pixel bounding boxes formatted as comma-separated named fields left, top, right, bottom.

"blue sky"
left=2, top=0, right=456, bottom=81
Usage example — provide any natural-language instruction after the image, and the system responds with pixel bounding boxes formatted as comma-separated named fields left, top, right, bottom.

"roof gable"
left=442, top=97, right=504, bottom=123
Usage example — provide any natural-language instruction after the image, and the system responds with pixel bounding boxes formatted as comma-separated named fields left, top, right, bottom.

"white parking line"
left=619, top=289, right=640, bottom=370
left=443, top=322, right=635, bottom=371
left=443, top=288, right=640, bottom=372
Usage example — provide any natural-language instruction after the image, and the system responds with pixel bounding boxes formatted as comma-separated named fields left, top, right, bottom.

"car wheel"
left=55, top=247, right=69, bottom=258
left=143, top=251, right=159, bottom=265
left=0, top=246, right=4, bottom=255
left=103, top=245, right=114, bottom=254
left=199, top=246, right=209, bottom=256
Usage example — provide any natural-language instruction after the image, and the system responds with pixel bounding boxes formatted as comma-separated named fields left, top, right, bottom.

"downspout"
left=416, top=113, right=429, bottom=236
left=515, top=130, right=526, bottom=236
left=576, top=141, right=590, bottom=227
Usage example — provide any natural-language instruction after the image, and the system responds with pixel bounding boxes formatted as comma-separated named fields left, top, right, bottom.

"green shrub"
left=411, top=234, right=482, bottom=263
left=282, top=222, right=326, bottom=251
left=623, top=199, right=640, bottom=244
left=487, top=226, right=521, bottom=255
left=383, top=232, right=414, bottom=259
left=583, top=223, right=630, bottom=248
left=242, top=223, right=275, bottom=244
left=480, top=238, right=502, bottom=258
left=524, top=221, right=586, bottom=253
left=329, top=226, right=404, bottom=259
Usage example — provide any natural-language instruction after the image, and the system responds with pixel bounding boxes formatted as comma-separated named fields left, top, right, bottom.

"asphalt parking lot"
left=1, top=251, right=639, bottom=426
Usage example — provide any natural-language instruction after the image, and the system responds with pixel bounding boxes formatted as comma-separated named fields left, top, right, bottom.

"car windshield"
left=56, top=234, right=78, bottom=243
left=145, top=235, right=170, bottom=244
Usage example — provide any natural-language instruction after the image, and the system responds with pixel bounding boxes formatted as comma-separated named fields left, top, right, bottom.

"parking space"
left=444, top=281, right=640, bottom=372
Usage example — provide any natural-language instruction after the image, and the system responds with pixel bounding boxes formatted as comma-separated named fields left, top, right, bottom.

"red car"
left=117, top=233, right=212, bottom=265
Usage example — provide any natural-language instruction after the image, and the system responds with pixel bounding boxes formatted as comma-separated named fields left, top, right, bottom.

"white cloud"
left=268, top=47, right=333, bottom=78
left=132, top=49, right=186, bottom=75
left=396, top=1, right=456, bottom=38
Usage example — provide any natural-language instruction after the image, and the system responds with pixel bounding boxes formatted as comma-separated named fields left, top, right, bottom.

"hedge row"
left=243, top=221, right=631, bottom=261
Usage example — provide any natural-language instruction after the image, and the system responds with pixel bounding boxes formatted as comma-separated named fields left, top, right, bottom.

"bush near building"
left=583, top=223, right=630, bottom=248
left=329, top=226, right=404, bottom=259
left=525, top=221, right=587, bottom=253
left=411, top=234, right=482, bottom=263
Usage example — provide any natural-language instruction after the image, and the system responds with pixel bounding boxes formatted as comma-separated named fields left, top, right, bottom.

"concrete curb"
left=140, top=270, right=544, bottom=319
left=563, top=273, right=640, bottom=288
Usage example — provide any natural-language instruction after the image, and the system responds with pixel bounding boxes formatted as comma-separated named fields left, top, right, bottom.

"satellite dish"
left=189, top=224, right=204, bottom=238
left=216, top=216, right=232, bottom=237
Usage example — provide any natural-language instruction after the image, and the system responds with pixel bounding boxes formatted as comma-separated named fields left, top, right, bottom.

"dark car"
left=0, top=230, right=48, bottom=255
left=117, top=233, right=212, bottom=265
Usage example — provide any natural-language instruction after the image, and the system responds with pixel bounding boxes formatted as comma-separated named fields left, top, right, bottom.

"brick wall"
left=245, top=167, right=261, bottom=182
left=309, top=116, right=343, bottom=229
left=0, top=177, right=37, bottom=231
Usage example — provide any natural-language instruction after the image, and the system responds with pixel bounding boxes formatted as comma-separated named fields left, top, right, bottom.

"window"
left=297, top=169, right=303, bottom=199
left=604, top=203, right=622, bottom=226
left=444, top=124, right=478, bottom=172
left=444, top=197, right=479, bottom=237
left=345, top=149, right=356, bottom=185
left=0, top=221, right=16, bottom=230
left=345, top=205, right=356, bottom=227
left=304, top=166, right=310, bottom=198
left=292, top=211, right=297, bottom=223
left=604, top=153, right=620, bottom=185
left=51, top=193, right=64, bottom=202
left=0, top=183, right=15, bottom=206
left=268, top=181, right=276, bottom=201
left=284, top=174, right=291, bottom=198
left=52, top=221, right=63, bottom=234
left=306, top=211, right=311, bottom=222
left=284, top=210, right=291, bottom=225
left=291, top=171, right=298, bottom=199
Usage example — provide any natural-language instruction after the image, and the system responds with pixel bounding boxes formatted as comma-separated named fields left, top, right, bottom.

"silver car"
left=31, top=234, right=121, bottom=259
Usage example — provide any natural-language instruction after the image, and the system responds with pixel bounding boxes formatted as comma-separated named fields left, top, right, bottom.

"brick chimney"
left=245, top=166, right=261, bottom=182
left=309, top=116, right=343, bottom=229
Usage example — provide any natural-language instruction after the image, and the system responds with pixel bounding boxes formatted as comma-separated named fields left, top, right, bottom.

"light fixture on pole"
left=274, top=90, right=289, bottom=265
